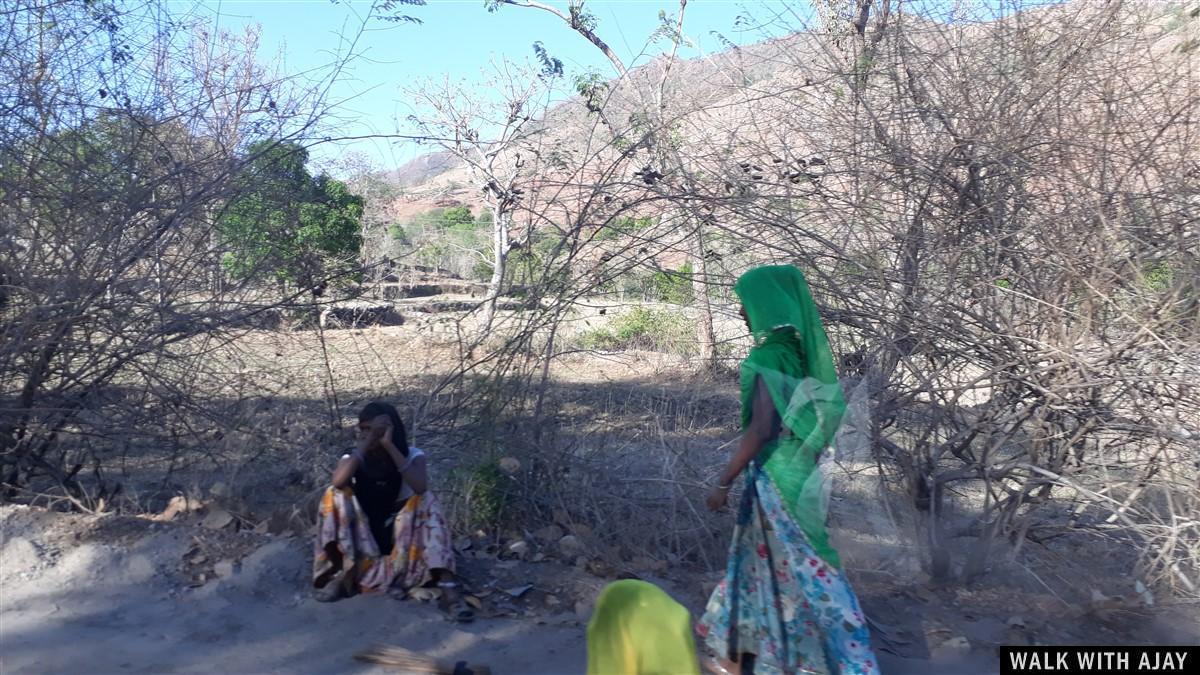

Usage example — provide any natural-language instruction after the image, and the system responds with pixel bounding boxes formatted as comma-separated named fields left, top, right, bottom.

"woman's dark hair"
left=358, top=401, right=408, bottom=454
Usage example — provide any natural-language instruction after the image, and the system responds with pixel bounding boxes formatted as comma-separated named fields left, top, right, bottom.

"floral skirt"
left=312, top=486, right=455, bottom=594
left=697, top=469, right=879, bottom=675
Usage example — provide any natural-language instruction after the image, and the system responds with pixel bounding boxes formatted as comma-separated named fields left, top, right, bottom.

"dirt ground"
left=3, top=319, right=1198, bottom=673
left=3, top=500, right=1196, bottom=674
left=0, top=504, right=587, bottom=674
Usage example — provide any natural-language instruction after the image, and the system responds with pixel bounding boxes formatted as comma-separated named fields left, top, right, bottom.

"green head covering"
left=735, top=264, right=846, bottom=567
left=586, top=579, right=700, bottom=675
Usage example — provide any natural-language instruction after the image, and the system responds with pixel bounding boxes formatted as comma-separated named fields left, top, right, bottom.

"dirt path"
left=0, top=506, right=584, bottom=674
left=4, top=504, right=1192, bottom=674
left=0, top=504, right=996, bottom=675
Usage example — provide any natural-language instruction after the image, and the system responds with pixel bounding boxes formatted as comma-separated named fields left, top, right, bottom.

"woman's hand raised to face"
left=356, top=416, right=390, bottom=452
left=375, top=416, right=399, bottom=452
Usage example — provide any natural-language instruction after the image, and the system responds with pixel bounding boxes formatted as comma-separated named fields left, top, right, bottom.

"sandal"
left=438, top=581, right=476, bottom=623
left=448, top=599, right=476, bottom=623
left=313, top=568, right=356, bottom=603
left=313, top=584, right=343, bottom=603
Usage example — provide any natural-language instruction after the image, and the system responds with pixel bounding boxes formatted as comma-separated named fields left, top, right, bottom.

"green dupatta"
left=735, top=265, right=846, bottom=567
left=586, top=579, right=700, bottom=675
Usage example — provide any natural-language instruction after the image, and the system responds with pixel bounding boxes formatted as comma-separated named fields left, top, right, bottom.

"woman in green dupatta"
left=697, top=265, right=878, bottom=675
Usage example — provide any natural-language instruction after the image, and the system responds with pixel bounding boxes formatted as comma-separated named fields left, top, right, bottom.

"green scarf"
left=736, top=265, right=846, bottom=567
left=586, top=579, right=699, bottom=675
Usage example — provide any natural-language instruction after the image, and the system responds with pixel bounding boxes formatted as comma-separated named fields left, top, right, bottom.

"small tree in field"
left=219, top=141, right=364, bottom=290
left=0, top=0, right=374, bottom=509
left=403, top=63, right=554, bottom=335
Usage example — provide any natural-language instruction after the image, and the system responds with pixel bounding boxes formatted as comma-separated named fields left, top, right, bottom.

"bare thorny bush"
left=0, top=0, right=374, bottom=511
left=787, top=0, right=1200, bottom=595
left=2, top=0, right=1196, bottom=602
left=416, top=1, right=1199, bottom=593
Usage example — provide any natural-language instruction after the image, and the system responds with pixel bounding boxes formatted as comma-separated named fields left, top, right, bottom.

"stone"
left=214, top=560, right=236, bottom=579
left=507, top=540, right=530, bottom=559
left=200, top=508, right=234, bottom=530
left=574, top=599, right=592, bottom=620
left=558, top=534, right=584, bottom=558
left=503, top=584, right=533, bottom=598
left=0, top=537, right=39, bottom=578
left=932, top=636, right=971, bottom=662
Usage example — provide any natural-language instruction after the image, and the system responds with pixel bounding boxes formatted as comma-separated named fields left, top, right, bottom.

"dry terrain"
left=2, top=311, right=1196, bottom=674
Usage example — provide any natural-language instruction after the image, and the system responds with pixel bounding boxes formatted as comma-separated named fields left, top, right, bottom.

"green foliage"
left=458, top=458, right=510, bottom=528
left=1145, top=262, right=1175, bottom=293
left=415, top=240, right=449, bottom=268
left=506, top=232, right=565, bottom=288
left=408, top=205, right=477, bottom=231
left=574, top=69, right=608, bottom=114
left=395, top=206, right=491, bottom=277
left=472, top=259, right=495, bottom=282
left=995, top=278, right=1013, bottom=289
left=650, top=9, right=692, bottom=47
left=4, top=112, right=173, bottom=227
left=650, top=263, right=694, bottom=305
left=594, top=215, right=654, bottom=241
left=1165, top=4, right=1200, bottom=32
left=578, top=306, right=694, bottom=354
left=532, top=41, right=563, bottom=79
left=388, top=224, right=409, bottom=243
left=218, top=141, right=364, bottom=286
left=567, top=1, right=598, bottom=32
left=665, top=123, right=686, bottom=150
left=375, top=0, right=426, bottom=24
left=441, top=205, right=475, bottom=229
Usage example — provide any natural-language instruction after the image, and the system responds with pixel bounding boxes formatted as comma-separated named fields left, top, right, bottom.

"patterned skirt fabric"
left=312, top=486, right=455, bottom=594
left=697, top=468, right=879, bottom=675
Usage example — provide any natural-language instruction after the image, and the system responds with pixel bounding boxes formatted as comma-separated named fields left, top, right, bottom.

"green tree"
left=388, top=223, right=409, bottom=244
left=651, top=262, right=694, bottom=305
left=219, top=141, right=364, bottom=287
left=441, top=205, right=475, bottom=230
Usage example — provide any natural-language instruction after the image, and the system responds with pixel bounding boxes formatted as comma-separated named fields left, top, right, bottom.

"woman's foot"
left=702, top=656, right=738, bottom=675
left=437, top=581, right=475, bottom=623
left=313, top=580, right=344, bottom=603
left=313, top=565, right=357, bottom=603
left=432, top=569, right=475, bottom=623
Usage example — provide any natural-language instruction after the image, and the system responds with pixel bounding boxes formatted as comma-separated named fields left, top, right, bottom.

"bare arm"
left=331, top=455, right=358, bottom=489
left=372, top=417, right=428, bottom=496
left=401, top=455, right=429, bottom=496
left=718, top=377, right=776, bottom=486
left=707, top=376, right=777, bottom=511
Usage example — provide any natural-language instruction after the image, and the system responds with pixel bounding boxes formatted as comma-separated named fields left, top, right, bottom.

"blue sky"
left=188, top=1, right=797, bottom=170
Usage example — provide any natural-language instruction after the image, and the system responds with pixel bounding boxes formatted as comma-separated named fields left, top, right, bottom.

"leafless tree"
left=648, top=0, right=1200, bottom=590
left=0, top=0, right=372, bottom=509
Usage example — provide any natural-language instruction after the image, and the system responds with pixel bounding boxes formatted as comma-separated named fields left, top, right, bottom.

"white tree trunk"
left=692, top=224, right=717, bottom=368
left=479, top=207, right=509, bottom=334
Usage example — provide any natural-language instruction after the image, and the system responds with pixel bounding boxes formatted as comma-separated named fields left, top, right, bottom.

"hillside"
left=381, top=0, right=1199, bottom=239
